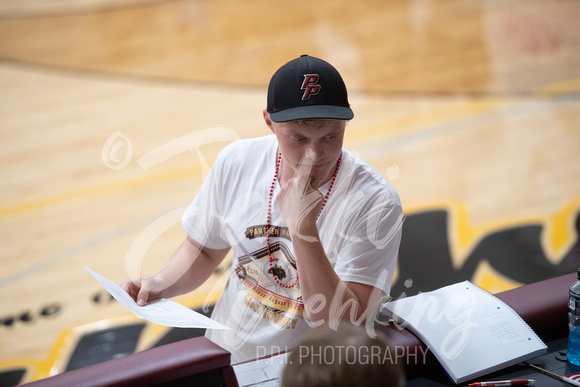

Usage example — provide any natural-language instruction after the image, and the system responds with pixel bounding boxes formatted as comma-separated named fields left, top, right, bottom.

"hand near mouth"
left=277, top=149, right=323, bottom=242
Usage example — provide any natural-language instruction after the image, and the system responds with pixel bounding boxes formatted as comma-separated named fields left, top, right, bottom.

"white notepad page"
left=382, top=281, right=547, bottom=384
left=86, top=267, right=228, bottom=329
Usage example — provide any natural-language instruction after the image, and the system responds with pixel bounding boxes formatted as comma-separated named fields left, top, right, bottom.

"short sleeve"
left=181, top=147, right=232, bottom=250
left=332, top=187, right=404, bottom=295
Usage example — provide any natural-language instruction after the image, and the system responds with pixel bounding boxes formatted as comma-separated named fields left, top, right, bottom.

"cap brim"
left=269, top=105, right=354, bottom=123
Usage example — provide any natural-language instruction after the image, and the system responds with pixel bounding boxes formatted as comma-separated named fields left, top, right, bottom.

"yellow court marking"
left=345, top=97, right=507, bottom=144
left=346, top=76, right=579, bottom=144
left=1, top=78, right=578, bottom=219
left=0, top=165, right=198, bottom=217
left=0, top=358, right=49, bottom=385
left=534, top=77, right=580, bottom=97
left=10, top=288, right=226, bottom=382
left=472, top=260, right=524, bottom=294
left=404, top=196, right=580, bottom=271
left=0, top=100, right=507, bottom=218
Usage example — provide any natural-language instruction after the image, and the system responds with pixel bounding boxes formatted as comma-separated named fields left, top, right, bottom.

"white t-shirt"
left=182, top=135, right=403, bottom=364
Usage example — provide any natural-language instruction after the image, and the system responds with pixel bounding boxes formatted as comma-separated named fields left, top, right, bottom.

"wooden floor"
left=1, top=0, right=579, bottom=383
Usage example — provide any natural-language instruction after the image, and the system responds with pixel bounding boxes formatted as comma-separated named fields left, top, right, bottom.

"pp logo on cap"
left=301, top=74, right=321, bottom=100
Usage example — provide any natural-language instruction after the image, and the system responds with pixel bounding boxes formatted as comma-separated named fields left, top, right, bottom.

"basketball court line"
left=0, top=213, right=156, bottom=289
left=2, top=75, right=576, bottom=220
left=1, top=2, right=579, bottom=384
left=1, top=74, right=576, bottom=297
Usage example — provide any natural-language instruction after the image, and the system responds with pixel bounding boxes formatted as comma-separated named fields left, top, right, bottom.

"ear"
left=263, top=109, right=275, bottom=133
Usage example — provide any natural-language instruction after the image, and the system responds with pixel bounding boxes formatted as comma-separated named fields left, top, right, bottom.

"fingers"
left=310, top=177, right=322, bottom=190
left=136, top=288, right=149, bottom=306
left=292, top=148, right=322, bottom=197
left=120, top=279, right=139, bottom=300
left=295, top=148, right=316, bottom=179
left=282, top=148, right=323, bottom=201
left=276, top=148, right=324, bottom=239
left=120, top=280, right=131, bottom=295
left=120, top=278, right=150, bottom=307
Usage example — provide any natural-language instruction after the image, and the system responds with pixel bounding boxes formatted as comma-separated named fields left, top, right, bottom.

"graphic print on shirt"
left=236, top=224, right=304, bottom=324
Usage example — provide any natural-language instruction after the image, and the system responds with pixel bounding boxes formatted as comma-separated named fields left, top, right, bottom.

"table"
left=406, top=337, right=580, bottom=386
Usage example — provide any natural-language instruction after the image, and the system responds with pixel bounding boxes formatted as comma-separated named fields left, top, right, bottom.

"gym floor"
left=0, top=0, right=579, bottom=384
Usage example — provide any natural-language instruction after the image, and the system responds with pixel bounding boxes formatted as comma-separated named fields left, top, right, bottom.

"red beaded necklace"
left=266, top=152, right=342, bottom=288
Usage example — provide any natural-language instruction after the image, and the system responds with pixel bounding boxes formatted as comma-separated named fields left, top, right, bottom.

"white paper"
left=233, top=352, right=289, bottom=387
left=85, top=267, right=228, bottom=329
left=381, top=281, right=546, bottom=383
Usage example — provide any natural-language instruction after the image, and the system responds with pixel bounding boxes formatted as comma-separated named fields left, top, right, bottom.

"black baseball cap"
left=267, top=55, right=354, bottom=123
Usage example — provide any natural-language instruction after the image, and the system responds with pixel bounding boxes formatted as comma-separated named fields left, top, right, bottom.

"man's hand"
left=277, top=149, right=323, bottom=241
left=121, top=274, right=168, bottom=306
left=120, top=237, right=230, bottom=306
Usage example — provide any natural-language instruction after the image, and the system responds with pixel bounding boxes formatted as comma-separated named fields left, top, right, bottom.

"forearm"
left=277, top=157, right=381, bottom=325
left=292, top=226, right=364, bottom=325
left=155, top=236, right=228, bottom=299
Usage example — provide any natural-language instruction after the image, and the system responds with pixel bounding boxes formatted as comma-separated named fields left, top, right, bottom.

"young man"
left=122, top=55, right=403, bottom=363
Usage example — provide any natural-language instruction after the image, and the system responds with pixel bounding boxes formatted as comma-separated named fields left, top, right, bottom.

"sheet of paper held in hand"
left=85, top=267, right=229, bottom=329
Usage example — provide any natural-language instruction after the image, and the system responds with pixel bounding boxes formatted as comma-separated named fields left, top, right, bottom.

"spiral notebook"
left=381, top=281, right=547, bottom=384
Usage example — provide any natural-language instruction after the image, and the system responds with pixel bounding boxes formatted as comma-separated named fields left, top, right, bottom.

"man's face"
left=265, top=114, right=346, bottom=184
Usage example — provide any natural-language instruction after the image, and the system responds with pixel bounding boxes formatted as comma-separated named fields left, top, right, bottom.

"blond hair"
left=281, top=324, right=405, bottom=387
